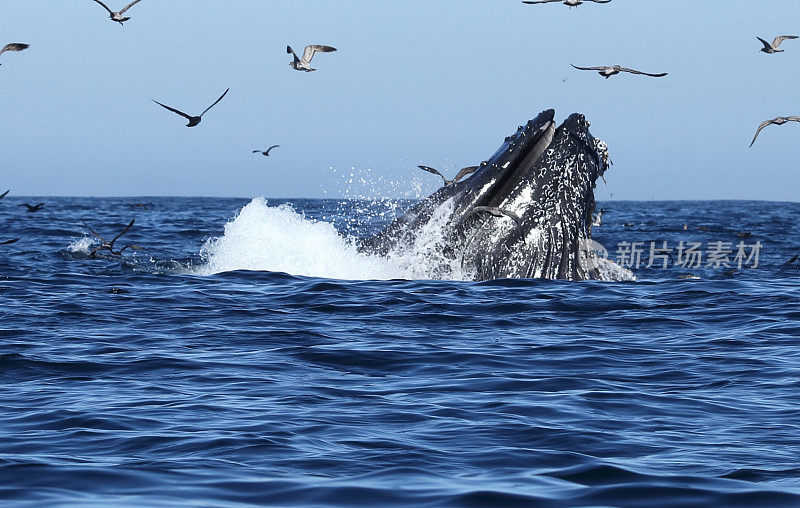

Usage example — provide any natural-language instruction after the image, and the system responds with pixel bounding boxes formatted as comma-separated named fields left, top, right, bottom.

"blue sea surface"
left=1, top=197, right=800, bottom=507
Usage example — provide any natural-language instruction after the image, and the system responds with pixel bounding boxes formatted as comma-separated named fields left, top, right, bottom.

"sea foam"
left=197, top=197, right=470, bottom=280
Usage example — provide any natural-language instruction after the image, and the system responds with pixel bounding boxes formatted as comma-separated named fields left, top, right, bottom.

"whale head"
left=360, top=109, right=622, bottom=281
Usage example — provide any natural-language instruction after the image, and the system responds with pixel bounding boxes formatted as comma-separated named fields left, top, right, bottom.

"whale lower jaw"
left=360, top=109, right=632, bottom=282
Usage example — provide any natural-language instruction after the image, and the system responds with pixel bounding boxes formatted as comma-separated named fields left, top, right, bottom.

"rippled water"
left=2, top=197, right=800, bottom=506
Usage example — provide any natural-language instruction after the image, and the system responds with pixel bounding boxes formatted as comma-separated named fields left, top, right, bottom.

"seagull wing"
left=287, top=45, right=300, bottom=63
left=302, top=45, right=336, bottom=64
left=587, top=0, right=613, bottom=2
left=619, top=67, right=668, bottom=77
left=91, top=0, right=114, bottom=15
left=453, top=166, right=479, bottom=183
left=111, top=218, right=135, bottom=245
left=750, top=118, right=776, bottom=147
left=252, top=150, right=262, bottom=153
left=786, top=116, right=800, bottom=122
left=571, top=64, right=607, bottom=71
left=773, top=35, right=799, bottom=48
left=757, top=37, right=773, bottom=50
left=0, top=190, right=9, bottom=199
left=119, top=0, right=142, bottom=14
left=418, top=165, right=448, bottom=185
left=522, top=0, right=561, bottom=4
left=265, top=145, right=280, bottom=155
left=0, top=43, right=30, bottom=56
left=152, top=99, right=193, bottom=120
left=0, top=238, right=18, bottom=246
left=81, top=218, right=108, bottom=243
left=199, top=88, right=229, bottom=117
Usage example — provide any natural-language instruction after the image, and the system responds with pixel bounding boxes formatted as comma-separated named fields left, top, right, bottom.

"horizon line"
left=2, top=195, right=800, bottom=204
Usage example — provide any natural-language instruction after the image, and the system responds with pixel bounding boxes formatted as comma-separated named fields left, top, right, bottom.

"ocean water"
left=2, top=196, right=800, bottom=507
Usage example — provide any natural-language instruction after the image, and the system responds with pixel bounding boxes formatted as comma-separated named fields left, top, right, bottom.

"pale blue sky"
left=1, top=1, right=799, bottom=200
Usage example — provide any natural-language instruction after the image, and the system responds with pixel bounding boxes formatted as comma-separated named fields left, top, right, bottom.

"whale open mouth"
left=461, top=110, right=608, bottom=214
left=360, top=109, right=621, bottom=281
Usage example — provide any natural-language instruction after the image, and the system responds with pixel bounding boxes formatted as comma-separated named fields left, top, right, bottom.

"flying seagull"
left=253, top=145, right=280, bottom=156
left=152, top=88, right=229, bottom=127
left=0, top=43, right=30, bottom=65
left=18, top=203, right=44, bottom=212
left=749, top=116, right=800, bottom=147
left=91, top=0, right=142, bottom=25
left=523, top=0, right=611, bottom=6
left=82, top=218, right=141, bottom=258
left=0, top=190, right=9, bottom=199
left=571, top=64, right=667, bottom=78
left=0, top=238, right=18, bottom=246
left=287, top=44, right=337, bottom=72
left=757, top=35, right=798, bottom=54
left=418, top=165, right=479, bottom=186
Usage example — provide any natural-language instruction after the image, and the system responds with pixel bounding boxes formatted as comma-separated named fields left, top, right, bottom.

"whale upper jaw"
left=437, top=109, right=609, bottom=219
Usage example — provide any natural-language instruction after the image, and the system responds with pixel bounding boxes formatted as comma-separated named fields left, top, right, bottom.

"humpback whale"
left=359, top=109, right=631, bottom=281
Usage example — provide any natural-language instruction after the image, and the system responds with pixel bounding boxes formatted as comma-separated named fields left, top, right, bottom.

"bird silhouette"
left=287, top=44, right=337, bottom=72
left=90, top=0, right=143, bottom=25
left=465, top=206, right=522, bottom=227
left=152, top=88, right=229, bottom=127
left=571, top=64, right=667, bottom=79
left=750, top=116, right=800, bottom=147
left=523, top=0, right=611, bottom=6
left=253, top=145, right=280, bottom=156
left=82, top=218, right=141, bottom=258
left=18, top=203, right=44, bottom=212
left=0, top=43, right=30, bottom=66
left=418, top=165, right=479, bottom=186
left=757, top=35, right=798, bottom=54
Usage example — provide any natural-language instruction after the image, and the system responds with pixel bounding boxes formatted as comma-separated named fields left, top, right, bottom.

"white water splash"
left=196, top=198, right=470, bottom=280
left=67, top=237, right=95, bottom=253
left=382, top=198, right=473, bottom=281
left=322, top=165, right=430, bottom=201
